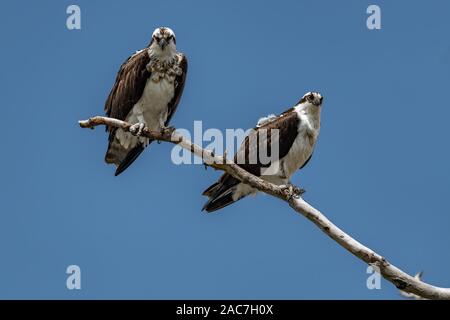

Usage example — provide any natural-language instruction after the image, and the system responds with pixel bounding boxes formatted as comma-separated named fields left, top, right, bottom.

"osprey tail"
left=202, top=176, right=249, bottom=213
left=105, top=134, right=148, bottom=176
left=202, top=191, right=237, bottom=213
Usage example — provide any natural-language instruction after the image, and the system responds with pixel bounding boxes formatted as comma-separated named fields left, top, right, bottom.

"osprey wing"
left=104, top=49, right=151, bottom=138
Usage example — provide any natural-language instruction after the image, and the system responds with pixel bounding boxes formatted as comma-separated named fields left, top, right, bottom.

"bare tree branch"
left=79, top=116, right=450, bottom=300
left=399, top=272, right=428, bottom=300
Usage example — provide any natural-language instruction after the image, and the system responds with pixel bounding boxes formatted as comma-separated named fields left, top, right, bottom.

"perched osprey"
left=202, top=92, right=323, bottom=213
left=104, top=27, right=188, bottom=176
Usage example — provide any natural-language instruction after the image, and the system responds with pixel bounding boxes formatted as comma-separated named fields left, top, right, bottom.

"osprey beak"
left=159, top=39, right=168, bottom=50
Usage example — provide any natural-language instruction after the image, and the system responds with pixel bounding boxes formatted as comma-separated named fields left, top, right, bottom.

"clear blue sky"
left=0, top=0, right=449, bottom=299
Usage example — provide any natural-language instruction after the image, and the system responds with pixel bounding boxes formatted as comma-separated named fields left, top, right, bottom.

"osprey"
left=104, top=27, right=188, bottom=176
left=202, top=92, right=323, bottom=213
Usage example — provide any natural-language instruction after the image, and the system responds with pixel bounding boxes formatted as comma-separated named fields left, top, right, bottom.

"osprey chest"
left=146, top=55, right=183, bottom=84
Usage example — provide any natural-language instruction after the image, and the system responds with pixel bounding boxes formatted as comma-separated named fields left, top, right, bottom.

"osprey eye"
left=308, top=94, right=314, bottom=101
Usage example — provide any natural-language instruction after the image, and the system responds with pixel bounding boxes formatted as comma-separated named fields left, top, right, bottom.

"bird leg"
left=162, top=126, right=176, bottom=137
left=156, top=126, right=176, bottom=144
left=129, top=123, right=146, bottom=137
left=281, top=183, right=305, bottom=201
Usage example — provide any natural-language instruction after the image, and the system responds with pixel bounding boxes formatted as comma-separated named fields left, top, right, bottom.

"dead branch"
left=79, top=116, right=450, bottom=300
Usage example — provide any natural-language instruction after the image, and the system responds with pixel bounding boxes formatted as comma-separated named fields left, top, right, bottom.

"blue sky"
left=0, top=0, right=449, bottom=299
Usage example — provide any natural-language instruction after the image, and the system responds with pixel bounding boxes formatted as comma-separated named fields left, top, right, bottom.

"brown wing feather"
left=234, top=110, right=300, bottom=176
left=203, top=110, right=301, bottom=199
left=165, top=54, right=188, bottom=126
left=104, top=49, right=151, bottom=139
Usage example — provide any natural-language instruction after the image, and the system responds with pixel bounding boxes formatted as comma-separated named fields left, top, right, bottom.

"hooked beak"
left=159, top=39, right=168, bottom=50
left=311, top=96, right=323, bottom=107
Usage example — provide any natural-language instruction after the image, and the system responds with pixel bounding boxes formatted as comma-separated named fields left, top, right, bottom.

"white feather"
left=256, top=114, right=277, bottom=127
left=117, top=77, right=175, bottom=149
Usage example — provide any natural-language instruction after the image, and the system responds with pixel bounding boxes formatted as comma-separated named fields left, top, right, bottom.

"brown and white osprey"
left=104, top=27, right=188, bottom=176
left=202, top=92, right=323, bottom=213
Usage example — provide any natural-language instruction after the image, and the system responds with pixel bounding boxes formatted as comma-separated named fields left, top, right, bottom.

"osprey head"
left=150, top=27, right=176, bottom=51
left=299, top=91, right=323, bottom=107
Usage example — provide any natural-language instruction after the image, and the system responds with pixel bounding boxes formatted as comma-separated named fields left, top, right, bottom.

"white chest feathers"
left=118, top=76, right=175, bottom=150
left=281, top=110, right=320, bottom=179
left=141, top=78, right=174, bottom=127
left=128, top=77, right=175, bottom=129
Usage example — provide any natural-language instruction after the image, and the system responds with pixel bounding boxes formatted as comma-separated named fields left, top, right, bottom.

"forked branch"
left=79, top=116, right=450, bottom=300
